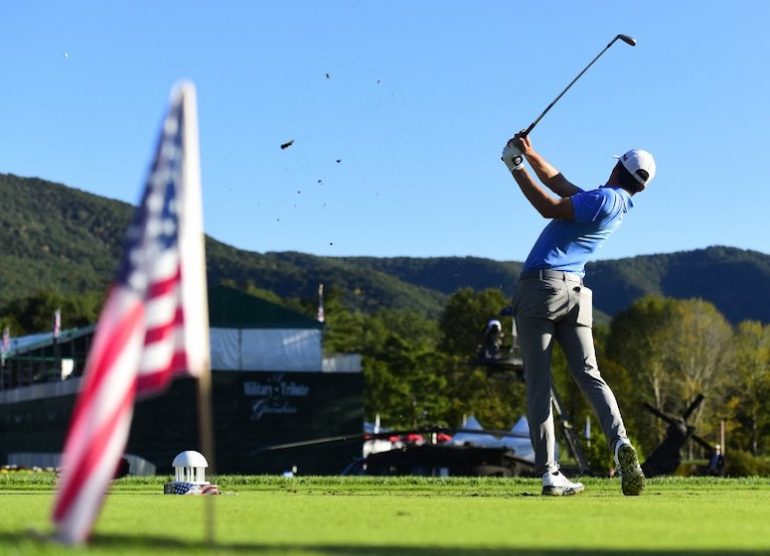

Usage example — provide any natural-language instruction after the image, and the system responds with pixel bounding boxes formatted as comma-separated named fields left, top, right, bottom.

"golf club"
left=521, top=34, right=636, bottom=137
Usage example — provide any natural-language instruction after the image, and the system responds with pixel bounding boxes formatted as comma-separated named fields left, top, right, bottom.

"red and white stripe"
left=136, top=253, right=187, bottom=394
left=52, top=288, right=144, bottom=543
left=54, top=309, right=62, bottom=339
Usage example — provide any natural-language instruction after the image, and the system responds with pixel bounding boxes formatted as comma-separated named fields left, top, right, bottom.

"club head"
left=617, top=34, right=637, bottom=46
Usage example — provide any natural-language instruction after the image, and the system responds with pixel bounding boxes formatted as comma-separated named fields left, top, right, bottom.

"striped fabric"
left=53, top=309, right=61, bottom=339
left=51, top=83, right=210, bottom=544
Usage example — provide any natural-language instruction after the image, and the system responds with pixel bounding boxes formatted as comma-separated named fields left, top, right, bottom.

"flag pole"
left=178, top=82, right=216, bottom=546
left=197, top=361, right=215, bottom=546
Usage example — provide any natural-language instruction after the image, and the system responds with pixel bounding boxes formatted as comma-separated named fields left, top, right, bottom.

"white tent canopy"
left=450, top=415, right=541, bottom=464
left=500, top=416, right=536, bottom=463
left=509, top=416, right=530, bottom=437
left=451, top=415, right=502, bottom=447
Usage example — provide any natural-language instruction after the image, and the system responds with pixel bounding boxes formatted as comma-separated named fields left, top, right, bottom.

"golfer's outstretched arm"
left=517, top=135, right=581, bottom=198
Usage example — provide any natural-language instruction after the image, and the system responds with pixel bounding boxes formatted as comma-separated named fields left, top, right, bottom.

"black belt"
left=519, top=269, right=583, bottom=284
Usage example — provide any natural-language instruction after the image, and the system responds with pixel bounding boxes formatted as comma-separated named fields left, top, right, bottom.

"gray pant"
left=512, top=272, right=627, bottom=475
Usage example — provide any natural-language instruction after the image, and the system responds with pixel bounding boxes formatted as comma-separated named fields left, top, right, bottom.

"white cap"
left=616, top=149, right=656, bottom=186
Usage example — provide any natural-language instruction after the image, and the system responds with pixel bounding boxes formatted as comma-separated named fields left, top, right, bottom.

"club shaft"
left=523, top=36, right=621, bottom=136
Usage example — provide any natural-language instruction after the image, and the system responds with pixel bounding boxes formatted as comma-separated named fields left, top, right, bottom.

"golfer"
left=502, top=132, right=653, bottom=496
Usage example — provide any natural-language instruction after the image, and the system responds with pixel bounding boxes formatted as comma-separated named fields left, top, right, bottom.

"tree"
left=319, top=286, right=368, bottom=355
left=349, top=287, right=529, bottom=430
left=438, top=288, right=509, bottom=356
left=661, top=299, right=732, bottom=449
left=441, top=358, right=527, bottom=430
left=321, top=288, right=447, bottom=427
left=607, top=295, right=681, bottom=440
left=436, top=288, right=527, bottom=429
left=607, top=295, right=734, bottom=456
left=1, top=289, right=102, bottom=335
left=723, top=321, right=770, bottom=455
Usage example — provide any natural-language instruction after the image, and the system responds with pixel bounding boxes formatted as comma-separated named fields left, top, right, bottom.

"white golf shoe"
left=541, top=471, right=585, bottom=496
left=615, top=440, right=645, bottom=496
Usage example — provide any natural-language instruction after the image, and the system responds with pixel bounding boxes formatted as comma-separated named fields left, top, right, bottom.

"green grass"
left=2, top=473, right=770, bottom=555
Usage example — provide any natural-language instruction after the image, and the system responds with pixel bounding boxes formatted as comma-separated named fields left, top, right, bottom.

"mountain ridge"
left=2, top=172, right=768, bottom=324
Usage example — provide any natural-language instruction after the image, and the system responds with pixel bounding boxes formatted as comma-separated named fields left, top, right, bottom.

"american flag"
left=317, top=283, right=325, bottom=323
left=164, top=481, right=220, bottom=495
left=1, top=326, right=9, bottom=365
left=51, top=82, right=211, bottom=544
left=53, top=309, right=61, bottom=340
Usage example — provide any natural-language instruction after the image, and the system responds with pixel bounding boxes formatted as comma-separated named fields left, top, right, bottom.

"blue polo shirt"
left=521, top=186, right=633, bottom=277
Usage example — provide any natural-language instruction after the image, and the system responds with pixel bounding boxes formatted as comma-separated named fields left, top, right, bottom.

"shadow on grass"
left=4, top=532, right=770, bottom=556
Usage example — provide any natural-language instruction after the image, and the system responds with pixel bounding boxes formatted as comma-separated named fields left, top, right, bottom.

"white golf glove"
left=501, top=141, right=525, bottom=172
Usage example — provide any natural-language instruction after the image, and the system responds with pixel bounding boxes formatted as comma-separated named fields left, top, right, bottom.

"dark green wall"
left=0, top=371, right=364, bottom=475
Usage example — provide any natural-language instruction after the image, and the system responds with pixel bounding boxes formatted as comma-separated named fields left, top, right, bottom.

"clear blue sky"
left=2, top=1, right=768, bottom=262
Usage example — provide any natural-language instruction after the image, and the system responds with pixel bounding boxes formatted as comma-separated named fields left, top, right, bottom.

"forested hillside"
left=2, top=172, right=769, bottom=324
left=3, top=172, right=770, bottom=462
